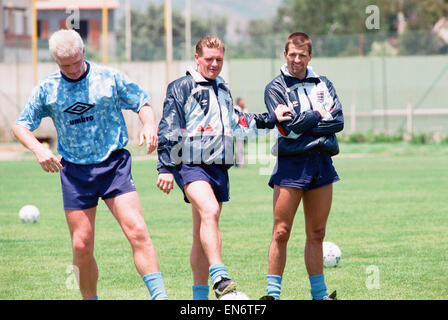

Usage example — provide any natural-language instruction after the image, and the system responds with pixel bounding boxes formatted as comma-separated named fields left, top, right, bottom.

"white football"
left=219, top=291, right=250, bottom=300
left=19, top=205, right=40, bottom=223
left=323, top=241, right=341, bottom=268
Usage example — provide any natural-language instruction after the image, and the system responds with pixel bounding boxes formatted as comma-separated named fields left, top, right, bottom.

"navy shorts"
left=173, top=164, right=230, bottom=203
left=269, top=152, right=339, bottom=191
left=60, top=149, right=136, bottom=210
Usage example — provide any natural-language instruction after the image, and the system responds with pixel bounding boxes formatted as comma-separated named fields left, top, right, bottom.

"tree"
left=240, top=0, right=448, bottom=57
left=274, top=0, right=376, bottom=35
left=116, top=4, right=227, bottom=61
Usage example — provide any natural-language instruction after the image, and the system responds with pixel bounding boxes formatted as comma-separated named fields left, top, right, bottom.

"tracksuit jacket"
left=157, top=68, right=279, bottom=173
left=265, top=65, right=344, bottom=157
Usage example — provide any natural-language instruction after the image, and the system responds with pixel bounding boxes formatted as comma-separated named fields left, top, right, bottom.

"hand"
left=33, top=145, right=63, bottom=173
left=139, top=124, right=158, bottom=154
left=157, top=173, right=174, bottom=194
left=318, top=109, right=328, bottom=118
left=274, top=104, right=293, bottom=122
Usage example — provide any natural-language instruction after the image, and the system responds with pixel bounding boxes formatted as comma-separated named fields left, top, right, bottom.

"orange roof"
left=36, top=0, right=120, bottom=10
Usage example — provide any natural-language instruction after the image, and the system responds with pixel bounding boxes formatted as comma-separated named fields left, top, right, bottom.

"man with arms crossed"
left=156, top=36, right=292, bottom=299
left=12, top=29, right=168, bottom=300
left=263, top=32, right=344, bottom=300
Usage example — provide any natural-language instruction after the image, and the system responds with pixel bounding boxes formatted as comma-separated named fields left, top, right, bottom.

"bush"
left=345, top=132, right=367, bottom=143
left=409, top=133, right=432, bottom=145
left=338, top=131, right=448, bottom=144
left=367, top=131, right=403, bottom=143
left=440, top=135, right=448, bottom=145
left=339, top=131, right=404, bottom=143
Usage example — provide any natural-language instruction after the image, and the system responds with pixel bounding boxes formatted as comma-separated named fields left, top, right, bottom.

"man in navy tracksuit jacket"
left=263, top=32, right=344, bottom=300
left=156, top=36, right=292, bottom=300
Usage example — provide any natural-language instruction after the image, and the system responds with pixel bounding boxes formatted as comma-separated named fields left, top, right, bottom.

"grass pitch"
left=0, top=142, right=447, bottom=300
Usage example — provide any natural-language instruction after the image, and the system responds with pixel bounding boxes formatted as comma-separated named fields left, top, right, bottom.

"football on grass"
left=323, top=241, right=341, bottom=268
left=19, top=205, right=40, bottom=223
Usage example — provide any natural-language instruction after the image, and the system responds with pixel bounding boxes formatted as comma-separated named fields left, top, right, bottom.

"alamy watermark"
left=365, top=5, right=380, bottom=30
left=365, top=265, right=381, bottom=290
left=163, top=130, right=278, bottom=176
left=65, top=6, right=80, bottom=30
left=65, top=264, right=80, bottom=290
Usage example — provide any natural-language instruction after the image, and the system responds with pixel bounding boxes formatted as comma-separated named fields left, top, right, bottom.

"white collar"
left=187, top=67, right=225, bottom=85
left=280, top=64, right=318, bottom=79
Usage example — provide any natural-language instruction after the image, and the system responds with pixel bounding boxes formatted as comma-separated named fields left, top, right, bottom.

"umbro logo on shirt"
left=64, top=102, right=94, bottom=115
left=64, top=102, right=95, bottom=126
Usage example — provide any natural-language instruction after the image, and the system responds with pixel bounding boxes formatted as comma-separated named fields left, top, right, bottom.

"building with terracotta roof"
left=0, top=0, right=120, bottom=62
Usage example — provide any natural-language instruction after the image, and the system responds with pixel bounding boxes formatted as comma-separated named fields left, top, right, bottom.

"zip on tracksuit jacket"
left=157, top=68, right=279, bottom=173
left=265, top=65, right=344, bottom=157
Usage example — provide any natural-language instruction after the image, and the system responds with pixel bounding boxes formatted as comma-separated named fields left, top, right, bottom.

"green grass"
left=1, top=143, right=448, bottom=300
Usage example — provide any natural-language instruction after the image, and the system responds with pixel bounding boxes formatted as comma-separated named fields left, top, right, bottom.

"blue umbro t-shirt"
left=16, top=61, right=150, bottom=164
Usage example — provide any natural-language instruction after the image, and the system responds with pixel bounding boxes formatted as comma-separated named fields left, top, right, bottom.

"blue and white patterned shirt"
left=16, top=61, right=150, bottom=164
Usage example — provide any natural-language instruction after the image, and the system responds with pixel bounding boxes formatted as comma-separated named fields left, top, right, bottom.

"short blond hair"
left=195, top=35, right=225, bottom=56
left=49, top=29, right=84, bottom=61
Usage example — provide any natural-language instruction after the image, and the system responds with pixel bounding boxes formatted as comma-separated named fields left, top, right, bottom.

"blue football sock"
left=192, top=284, right=210, bottom=300
left=309, top=274, right=328, bottom=300
left=209, top=263, right=229, bottom=285
left=267, top=275, right=282, bottom=300
left=142, top=272, right=169, bottom=300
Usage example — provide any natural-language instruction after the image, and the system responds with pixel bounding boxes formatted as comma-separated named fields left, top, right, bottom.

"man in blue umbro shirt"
left=12, top=29, right=168, bottom=300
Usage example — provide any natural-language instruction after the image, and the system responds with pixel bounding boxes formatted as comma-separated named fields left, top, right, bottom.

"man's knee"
left=127, top=222, right=152, bottom=247
left=72, top=236, right=94, bottom=259
left=199, top=205, right=220, bottom=224
left=306, top=227, right=326, bottom=243
left=273, top=224, right=292, bottom=243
